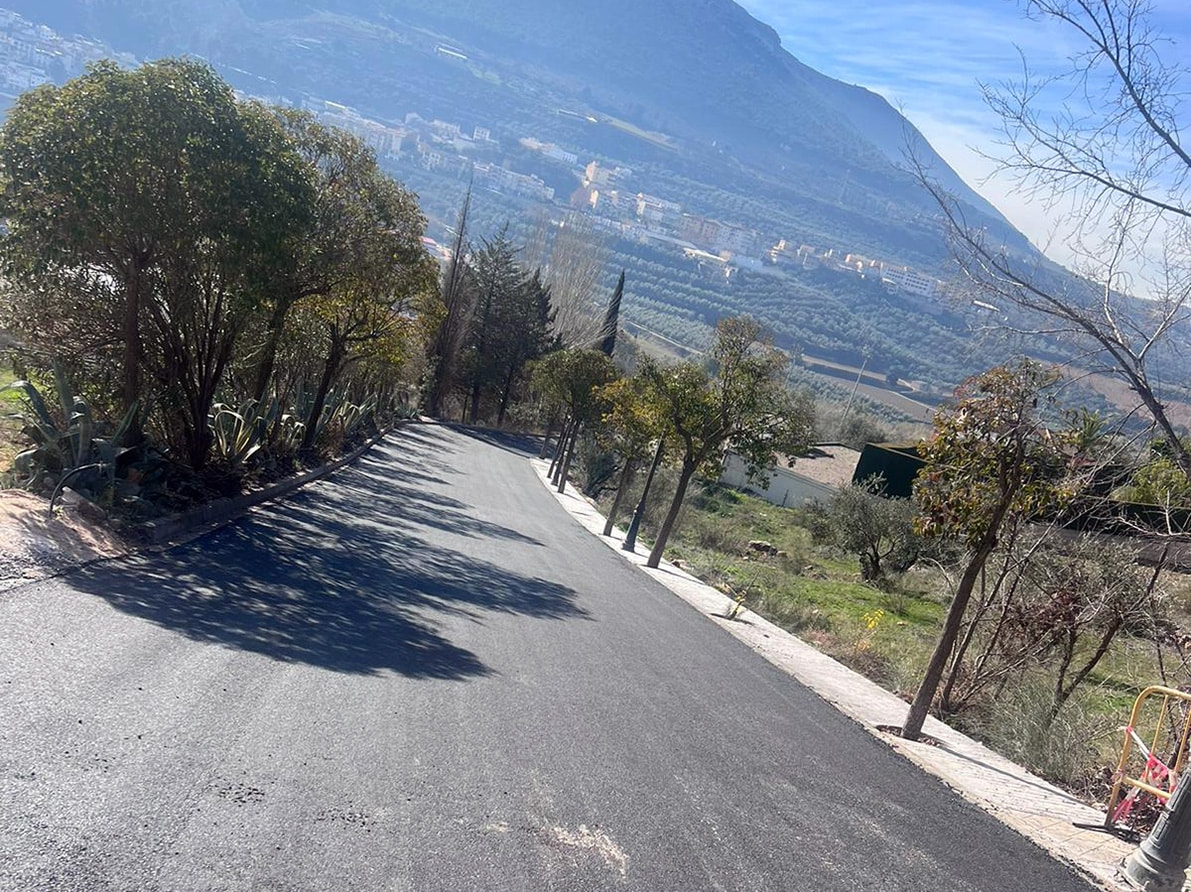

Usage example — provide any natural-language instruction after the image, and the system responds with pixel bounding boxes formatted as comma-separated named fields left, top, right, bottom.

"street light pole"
left=1123, top=769, right=1191, bottom=891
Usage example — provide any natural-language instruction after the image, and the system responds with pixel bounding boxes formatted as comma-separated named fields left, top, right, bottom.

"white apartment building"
left=880, top=264, right=938, bottom=298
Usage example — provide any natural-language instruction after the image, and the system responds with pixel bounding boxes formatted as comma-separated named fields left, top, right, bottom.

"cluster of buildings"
left=0, top=10, right=134, bottom=95
left=769, top=240, right=942, bottom=301
left=282, top=96, right=952, bottom=304
left=300, top=95, right=951, bottom=303
left=305, top=100, right=558, bottom=203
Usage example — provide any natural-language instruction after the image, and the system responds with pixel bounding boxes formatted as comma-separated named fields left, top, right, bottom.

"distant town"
left=0, top=8, right=951, bottom=313
left=307, top=97, right=951, bottom=306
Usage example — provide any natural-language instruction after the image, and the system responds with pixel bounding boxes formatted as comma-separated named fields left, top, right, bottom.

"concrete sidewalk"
left=534, top=460, right=1140, bottom=892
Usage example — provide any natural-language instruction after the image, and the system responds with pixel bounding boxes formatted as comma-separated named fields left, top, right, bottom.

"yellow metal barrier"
left=1106, top=685, right=1191, bottom=829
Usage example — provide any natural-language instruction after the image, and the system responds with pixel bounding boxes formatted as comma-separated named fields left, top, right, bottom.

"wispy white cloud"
left=737, top=0, right=1190, bottom=272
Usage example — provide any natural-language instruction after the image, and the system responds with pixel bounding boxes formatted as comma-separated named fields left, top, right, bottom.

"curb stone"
left=130, top=425, right=399, bottom=547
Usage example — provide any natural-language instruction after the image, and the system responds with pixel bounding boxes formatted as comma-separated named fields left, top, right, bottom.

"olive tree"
left=642, top=317, right=815, bottom=570
left=902, top=360, right=1083, bottom=740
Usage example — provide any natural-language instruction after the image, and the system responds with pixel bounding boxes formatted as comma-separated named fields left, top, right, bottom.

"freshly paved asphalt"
left=0, top=423, right=1096, bottom=891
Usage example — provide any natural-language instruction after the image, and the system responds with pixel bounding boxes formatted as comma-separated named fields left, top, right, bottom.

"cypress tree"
left=597, top=269, right=624, bottom=356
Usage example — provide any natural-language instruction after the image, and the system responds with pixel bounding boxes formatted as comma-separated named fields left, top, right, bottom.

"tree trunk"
left=540, top=414, right=558, bottom=459
left=553, top=418, right=577, bottom=487
left=647, top=461, right=696, bottom=569
left=302, top=346, right=342, bottom=453
left=496, top=364, right=518, bottom=427
left=1049, top=619, right=1121, bottom=726
left=902, top=536, right=998, bottom=740
left=939, top=564, right=989, bottom=713
left=468, top=377, right=482, bottom=426
left=556, top=422, right=580, bottom=493
left=121, top=262, right=145, bottom=447
left=624, top=438, right=665, bottom=553
left=252, top=300, right=291, bottom=402
left=548, top=414, right=571, bottom=478
left=603, top=458, right=637, bottom=537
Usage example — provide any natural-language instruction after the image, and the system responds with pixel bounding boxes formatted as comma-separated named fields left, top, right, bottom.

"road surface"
left=1, top=423, right=1095, bottom=891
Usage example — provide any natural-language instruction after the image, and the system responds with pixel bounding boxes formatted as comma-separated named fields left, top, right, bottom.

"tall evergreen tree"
left=597, top=270, right=624, bottom=357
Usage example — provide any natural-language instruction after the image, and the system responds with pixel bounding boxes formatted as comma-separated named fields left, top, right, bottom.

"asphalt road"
left=1, top=423, right=1095, bottom=891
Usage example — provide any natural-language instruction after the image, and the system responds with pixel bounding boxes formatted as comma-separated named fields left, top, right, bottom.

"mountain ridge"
left=4, top=0, right=1069, bottom=403
left=23, top=0, right=1019, bottom=251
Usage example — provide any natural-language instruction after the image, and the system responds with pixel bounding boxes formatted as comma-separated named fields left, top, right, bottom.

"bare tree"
left=527, top=211, right=610, bottom=348
left=425, top=188, right=476, bottom=418
left=924, top=0, right=1191, bottom=472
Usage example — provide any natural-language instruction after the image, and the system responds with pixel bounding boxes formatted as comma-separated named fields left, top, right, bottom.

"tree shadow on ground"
left=67, top=429, right=585, bottom=680
left=446, top=424, right=542, bottom=458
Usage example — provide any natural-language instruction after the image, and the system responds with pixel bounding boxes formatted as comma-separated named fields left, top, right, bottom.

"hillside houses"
left=0, top=10, right=134, bottom=95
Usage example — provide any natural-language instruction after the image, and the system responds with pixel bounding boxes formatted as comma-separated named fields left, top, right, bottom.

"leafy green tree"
left=531, top=348, right=618, bottom=493
left=642, top=317, right=815, bottom=569
left=249, top=110, right=429, bottom=406
left=0, top=59, right=314, bottom=467
left=825, top=478, right=920, bottom=582
left=902, top=360, right=1081, bottom=740
left=294, top=171, right=436, bottom=452
left=1122, top=456, right=1191, bottom=509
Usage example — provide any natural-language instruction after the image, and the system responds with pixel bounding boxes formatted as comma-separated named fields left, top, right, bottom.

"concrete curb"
left=128, top=425, right=397, bottom=547
left=534, top=460, right=1140, bottom=892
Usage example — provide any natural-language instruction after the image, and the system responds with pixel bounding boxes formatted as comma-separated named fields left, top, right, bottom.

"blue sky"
left=736, top=0, right=1191, bottom=263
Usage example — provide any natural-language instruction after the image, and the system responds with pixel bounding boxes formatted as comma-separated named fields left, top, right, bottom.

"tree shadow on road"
left=446, top=423, right=542, bottom=458
left=67, top=430, right=586, bottom=680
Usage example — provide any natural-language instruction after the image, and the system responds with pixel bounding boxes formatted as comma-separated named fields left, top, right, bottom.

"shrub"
left=964, top=677, right=1115, bottom=795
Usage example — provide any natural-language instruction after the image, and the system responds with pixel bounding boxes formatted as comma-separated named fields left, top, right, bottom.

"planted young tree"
left=901, top=360, right=1082, bottom=741
left=531, top=347, right=618, bottom=493
left=595, top=372, right=668, bottom=537
left=641, top=317, right=815, bottom=570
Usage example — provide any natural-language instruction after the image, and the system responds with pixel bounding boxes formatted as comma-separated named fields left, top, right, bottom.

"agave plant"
left=2, top=361, right=137, bottom=504
left=332, top=394, right=379, bottom=445
left=293, top=384, right=347, bottom=453
left=209, top=400, right=267, bottom=472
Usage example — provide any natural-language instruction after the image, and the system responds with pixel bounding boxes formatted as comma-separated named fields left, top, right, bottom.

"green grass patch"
left=0, top=363, right=23, bottom=471
left=660, top=482, right=944, bottom=637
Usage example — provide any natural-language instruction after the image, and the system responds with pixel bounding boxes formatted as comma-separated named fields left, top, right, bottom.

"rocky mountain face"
left=26, top=0, right=1024, bottom=259
left=10, top=0, right=1071, bottom=400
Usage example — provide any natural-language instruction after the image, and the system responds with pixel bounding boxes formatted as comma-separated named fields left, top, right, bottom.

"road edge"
left=533, top=461, right=1136, bottom=892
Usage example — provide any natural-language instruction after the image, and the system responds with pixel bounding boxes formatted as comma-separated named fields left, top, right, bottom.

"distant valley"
left=0, top=1, right=1166, bottom=422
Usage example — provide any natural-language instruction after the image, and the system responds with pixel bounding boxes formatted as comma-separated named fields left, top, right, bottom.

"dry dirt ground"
left=0, top=490, right=127, bottom=591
